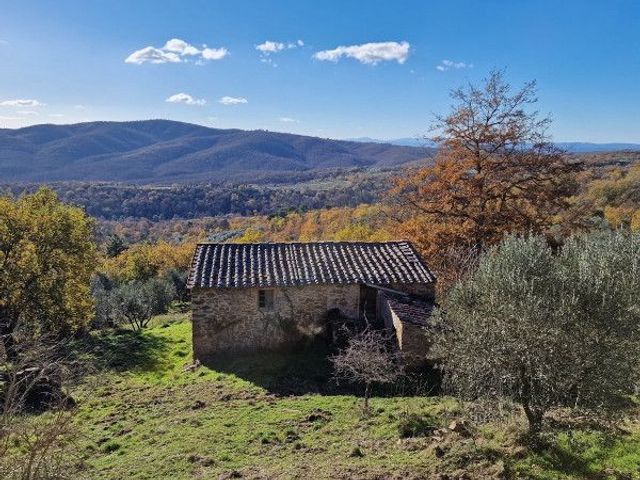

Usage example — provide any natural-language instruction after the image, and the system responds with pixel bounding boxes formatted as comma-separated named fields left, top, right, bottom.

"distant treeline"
left=2, top=151, right=638, bottom=222
left=2, top=176, right=385, bottom=220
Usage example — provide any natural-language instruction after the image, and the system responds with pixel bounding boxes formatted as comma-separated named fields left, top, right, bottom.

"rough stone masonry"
left=187, top=241, right=436, bottom=360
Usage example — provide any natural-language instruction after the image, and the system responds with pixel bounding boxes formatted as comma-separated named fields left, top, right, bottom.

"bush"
left=91, top=273, right=117, bottom=329
left=164, top=268, right=189, bottom=302
left=102, top=441, right=121, bottom=453
left=397, top=412, right=440, bottom=438
left=95, top=277, right=176, bottom=331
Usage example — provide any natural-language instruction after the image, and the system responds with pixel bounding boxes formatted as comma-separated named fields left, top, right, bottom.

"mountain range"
left=350, top=136, right=640, bottom=152
left=0, top=120, right=432, bottom=184
left=1, top=120, right=638, bottom=185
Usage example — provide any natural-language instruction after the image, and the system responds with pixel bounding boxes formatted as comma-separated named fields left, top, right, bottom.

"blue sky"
left=1, top=0, right=639, bottom=142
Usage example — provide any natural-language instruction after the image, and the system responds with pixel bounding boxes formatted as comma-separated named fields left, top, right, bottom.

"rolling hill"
left=0, top=120, right=432, bottom=184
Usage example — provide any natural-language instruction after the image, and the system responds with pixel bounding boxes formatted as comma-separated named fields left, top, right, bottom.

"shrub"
left=397, top=412, right=440, bottom=438
left=91, top=273, right=117, bottom=329
left=107, top=278, right=176, bottom=331
left=164, top=268, right=189, bottom=303
left=102, top=441, right=121, bottom=453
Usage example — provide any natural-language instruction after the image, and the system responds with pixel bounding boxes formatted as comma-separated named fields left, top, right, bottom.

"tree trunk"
left=0, top=309, right=18, bottom=362
left=519, top=364, right=544, bottom=435
left=522, top=402, right=544, bottom=435
left=363, top=383, right=371, bottom=412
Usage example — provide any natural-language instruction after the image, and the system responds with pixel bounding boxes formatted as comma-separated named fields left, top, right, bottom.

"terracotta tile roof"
left=187, top=241, right=435, bottom=289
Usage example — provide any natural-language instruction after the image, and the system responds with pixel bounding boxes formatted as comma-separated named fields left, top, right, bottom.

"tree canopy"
left=433, top=232, right=640, bottom=434
left=584, top=162, right=640, bottom=230
left=0, top=188, right=96, bottom=358
left=389, top=71, right=582, bottom=271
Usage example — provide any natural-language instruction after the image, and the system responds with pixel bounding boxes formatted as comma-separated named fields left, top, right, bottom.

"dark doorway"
left=359, top=285, right=381, bottom=328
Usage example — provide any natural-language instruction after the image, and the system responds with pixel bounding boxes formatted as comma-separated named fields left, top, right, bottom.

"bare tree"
left=432, top=244, right=482, bottom=296
left=331, top=329, right=404, bottom=411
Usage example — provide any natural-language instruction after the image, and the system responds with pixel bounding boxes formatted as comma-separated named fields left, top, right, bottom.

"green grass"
left=64, top=315, right=640, bottom=479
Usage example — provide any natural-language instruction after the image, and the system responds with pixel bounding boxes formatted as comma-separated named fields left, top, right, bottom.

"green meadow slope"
left=63, top=315, right=640, bottom=479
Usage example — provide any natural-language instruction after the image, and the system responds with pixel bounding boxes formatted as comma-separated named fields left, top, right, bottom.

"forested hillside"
left=2, top=170, right=385, bottom=220
left=3, top=150, right=638, bottom=221
left=0, top=120, right=431, bottom=183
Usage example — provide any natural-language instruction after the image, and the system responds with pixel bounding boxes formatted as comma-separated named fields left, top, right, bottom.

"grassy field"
left=61, top=314, right=640, bottom=479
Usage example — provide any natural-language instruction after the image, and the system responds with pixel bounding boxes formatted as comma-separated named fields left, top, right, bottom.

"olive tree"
left=109, top=278, right=175, bottom=331
left=434, top=232, right=640, bottom=434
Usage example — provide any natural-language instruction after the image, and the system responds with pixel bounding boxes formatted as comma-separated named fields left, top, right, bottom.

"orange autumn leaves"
left=233, top=204, right=392, bottom=243
left=101, top=241, right=196, bottom=283
left=388, top=72, right=582, bottom=265
left=586, top=163, right=640, bottom=231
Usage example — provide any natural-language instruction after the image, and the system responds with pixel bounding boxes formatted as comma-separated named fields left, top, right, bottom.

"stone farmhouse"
left=187, top=241, right=436, bottom=362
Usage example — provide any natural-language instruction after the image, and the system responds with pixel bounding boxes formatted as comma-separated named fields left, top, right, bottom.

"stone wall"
left=380, top=297, right=431, bottom=365
left=191, top=284, right=360, bottom=359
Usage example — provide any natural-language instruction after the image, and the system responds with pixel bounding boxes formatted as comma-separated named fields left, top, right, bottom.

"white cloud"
left=436, top=59, right=473, bottom=71
left=260, top=57, right=277, bottom=67
left=256, top=41, right=286, bottom=54
left=125, top=46, right=181, bottom=64
left=18, top=110, right=39, bottom=116
left=279, top=117, right=299, bottom=123
left=314, top=41, right=410, bottom=65
left=218, top=96, right=248, bottom=105
left=166, top=93, right=206, bottom=106
left=0, top=98, right=44, bottom=107
left=48, top=113, right=65, bottom=118
left=202, top=47, right=229, bottom=60
left=125, top=38, right=229, bottom=64
left=163, top=38, right=200, bottom=56
left=256, top=39, right=304, bottom=58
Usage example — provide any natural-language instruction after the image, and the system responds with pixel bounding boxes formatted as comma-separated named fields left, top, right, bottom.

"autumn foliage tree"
left=100, top=241, right=195, bottom=283
left=0, top=188, right=96, bottom=359
left=583, top=162, right=640, bottom=230
left=389, top=71, right=582, bottom=281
